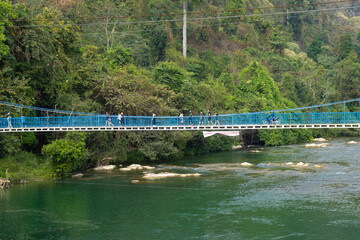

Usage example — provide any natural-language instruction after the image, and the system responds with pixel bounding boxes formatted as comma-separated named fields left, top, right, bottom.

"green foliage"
left=267, top=54, right=297, bottom=80
left=307, top=39, right=323, bottom=62
left=113, top=133, right=128, bottom=165
left=97, top=64, right=177, bottom=115
left=237, top=61, right=289, bottom=111
left=142, top=24, right=168, bottom=64
left=119, top=33, right=152, bottom=67
left=0, top=0, right=17, bottom=60
left=222, top=0, right=245, bottom=35
left=218, top=73, right=235, bottom=91
left=139, top=140, right=178, bottom=161
left=199, top=51, right=231, bottom=78
left=232, top=50, right=252, bottom=72
left=8, top=6, right=81, bottom=108
left=186, top=58, right=208, bottom=82
left=239, top=62, right=280, bottom=100
left=19, top=132, right=37, bottom=151
left=176, top=79, right=201, bottom=111
left=0, top=151, right=53, bottom=181
left=0, top=134, right=22, bottom=158
left=279, top=73, right=296, bottom=102
left=152, top=62, right=186, bottom=93
left=337, top=34, right=355, bottom=61
left=270, top=27, right=287, bottom=54
left=258, top=129, right=313, bottom=146
left=42, top=132, right=88, bottom=176
left=126, top=131, right=187, bottom=161
left=105, top=45, right=134, bottom=68
left=0, top=66, right=33, bottom=104
left=186, top=132, right=237, bottom=154
left=333, top=51, right=360, bottom=99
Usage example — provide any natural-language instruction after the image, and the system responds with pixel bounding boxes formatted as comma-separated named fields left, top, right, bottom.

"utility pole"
left=286, top=9, right=289, bottom=26
left=183, top=0, right=187, bottom=58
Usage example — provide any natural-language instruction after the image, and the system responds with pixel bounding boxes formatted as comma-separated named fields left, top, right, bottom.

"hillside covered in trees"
left=1, top=0, right=360, bottom=179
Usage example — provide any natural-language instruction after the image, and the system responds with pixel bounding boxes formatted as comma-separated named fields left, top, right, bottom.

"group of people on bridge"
left=105, top=112, right=125, bottom=126
left=5, top=113, right=27, bottom=128
left=104, top=109, right=222, bottom=127
left=2, top=109, right=279, bottom=128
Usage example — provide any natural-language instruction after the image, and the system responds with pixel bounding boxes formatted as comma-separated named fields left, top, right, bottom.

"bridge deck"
left=1, top=123, right=360, bottom=132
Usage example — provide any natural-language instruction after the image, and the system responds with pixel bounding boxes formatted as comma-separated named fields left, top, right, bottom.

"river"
left=1, top=138, right=360, bottom=239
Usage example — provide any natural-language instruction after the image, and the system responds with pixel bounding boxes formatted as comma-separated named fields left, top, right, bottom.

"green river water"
left=1, top=138, right=360, bottom=240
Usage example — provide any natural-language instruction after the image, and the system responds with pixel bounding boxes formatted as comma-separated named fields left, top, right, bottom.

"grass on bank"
left=0, top=151, right=54, bottom=182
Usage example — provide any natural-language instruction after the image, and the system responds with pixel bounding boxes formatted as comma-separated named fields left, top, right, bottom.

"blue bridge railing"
left=1, top=112, right=359, bottom=129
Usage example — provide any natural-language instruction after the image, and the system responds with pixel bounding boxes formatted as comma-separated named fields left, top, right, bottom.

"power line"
left=4, top=0, right=359, bottom=24
left=80, top=10, right=331, bottom=36
left=9, top=4, right=360, bottom=29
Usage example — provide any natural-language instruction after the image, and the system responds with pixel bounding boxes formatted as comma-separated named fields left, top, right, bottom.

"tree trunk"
left=182, top=1, right=187, bottom=58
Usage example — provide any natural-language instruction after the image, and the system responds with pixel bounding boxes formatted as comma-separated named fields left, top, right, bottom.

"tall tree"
left=337, top=34, right=355, bottom=61
left=0, top=0, right=16, bottom=60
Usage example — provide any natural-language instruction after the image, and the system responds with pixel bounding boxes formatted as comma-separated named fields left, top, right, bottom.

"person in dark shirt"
left=152, top=112, right=156, bottom=125
left=199, top=110, right=204, bottom=125
left=207, top=109, right=213, bottom=125
left=189, top=110, right=193, bottom=125
left=215, top=112, right=220, bottom=125
left=106, top=112, right=113, bottom=126
left=121, top=112, right=125, bottom=125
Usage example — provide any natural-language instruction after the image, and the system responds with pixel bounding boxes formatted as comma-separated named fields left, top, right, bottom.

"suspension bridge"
left=1, top=99, right=360, bottom=133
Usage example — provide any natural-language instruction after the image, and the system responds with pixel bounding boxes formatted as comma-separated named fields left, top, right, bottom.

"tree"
left=0, top=0, right=17, bottom=60
left=337, top=34, right=355, bottom=61
left=307, top=39, right=322, bottom=62
left=84, top=0, right=129, bottom=51
left=105, top=45, right=134, bottom=69
left=9, top=7, right=81, bottom=108
left=0, top=0, right=16, bottom=60
left=185, top=58, right=208, bottom=82
left=301, top=65, right=331, bottom=104
left=222, top=0, right=245, bottom=35
left=333, top=51, right=360, bottom=99
left=270, top=27, right=287, bottom=54
left=42, top=132, right=88, bottom=176
left=152, top=62, right=186, bottom=93
left=96, top=64, right=177, bottom=115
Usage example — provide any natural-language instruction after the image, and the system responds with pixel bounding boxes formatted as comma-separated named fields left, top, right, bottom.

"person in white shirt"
left=117, top=112, right=122, bottom=125
left=152, top=113, right=156, bottom=125
left=179, top=112, right=184, bottom=125
left=7, top=113, right=12, bottom=128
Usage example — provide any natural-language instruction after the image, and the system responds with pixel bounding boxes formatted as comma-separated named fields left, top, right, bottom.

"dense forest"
left=1, top=0, right=360, bottom=179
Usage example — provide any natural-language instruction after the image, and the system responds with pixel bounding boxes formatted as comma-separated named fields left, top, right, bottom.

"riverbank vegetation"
left=1, top=0, right=360, bottom=179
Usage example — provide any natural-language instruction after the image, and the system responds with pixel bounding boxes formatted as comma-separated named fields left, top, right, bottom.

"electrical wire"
left=8, top=4, right=360, bottom=29
left=81, top=16, right=285, bottom=36
left=78, top=5, right=359, bottom=36
left=80, top=14, right=316, bottom=36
